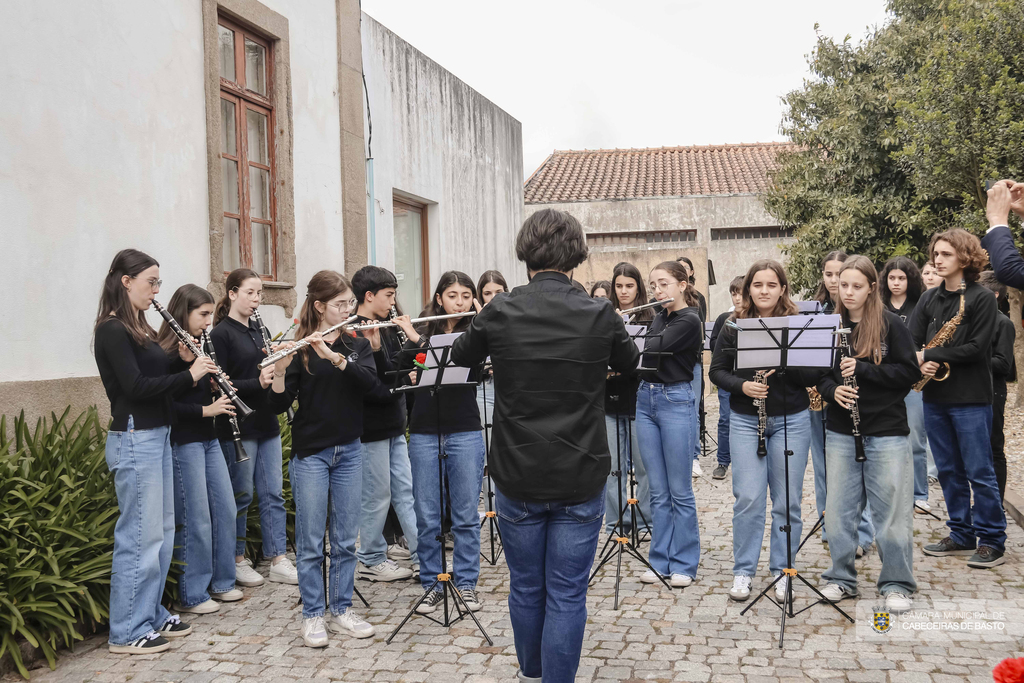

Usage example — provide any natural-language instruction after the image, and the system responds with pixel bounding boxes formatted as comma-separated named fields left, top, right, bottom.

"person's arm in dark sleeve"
left=815, top=363, right=841, bottom=405
left=608, top=310, right=641, bottom=374
left=981, top=226, right=1024, bottom=289
left=167, top=353, right=206, bottom=417
left=853, top=320, right=921, bottom=390
left=925, top=290, right=997, bottom=365
left=211, top=329, right=263, bottom=396
left=992, top=316, right=1014, bottom=378
left=908, top=290, right=931, bottom=348
left=450, top=306, right=491, bottom=367
left=97, top=322, right=193, bottom=399
left=708, top=325, right=745, bottom=395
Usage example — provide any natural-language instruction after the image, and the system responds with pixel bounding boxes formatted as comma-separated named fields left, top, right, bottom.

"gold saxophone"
left=913, top=280, right=966, bottom=392
left=808, top=387, right=824, bottom=411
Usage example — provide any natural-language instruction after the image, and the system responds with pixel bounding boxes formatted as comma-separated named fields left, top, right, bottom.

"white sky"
left=360, top=0, right=892, bottom=178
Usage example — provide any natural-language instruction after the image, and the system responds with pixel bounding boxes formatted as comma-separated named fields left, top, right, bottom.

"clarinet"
left=203, top=330, right=250, bottom=463
left=753, top=370, right=769, bottom=457
left=390, top=305, right=408, bottom=344
left=253, top=309, right=295, bottom=424
left=152, top=300, right=254, bottom=420
left=837, top=328, right=866, bottom=463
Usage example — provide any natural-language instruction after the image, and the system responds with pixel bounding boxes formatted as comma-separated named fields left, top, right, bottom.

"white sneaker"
left=235, top=559, right=265, bottom=587
left=885, top=591, right=913, bottom=613
left=301, top=616, right=328, bottom=648
left=692, top=461, right=703, bottom=478
left=357, top=560, right=413, bottom=582
left=670, top=574, right=693, bottom=588
left=173, top=599, right=219, bottom=614
left=914, top=499, right=931, bottom=514
left=269, top=557, right=299, bottom=585
left=639, top=569, right=665, bottom=584
left=819, top=582, right=855, bottom=602
left=856, top=545, right=867, bottom=558
left=729, top=575, right=752, bottom=601
left=774, top=575, right=789, bottom=602
left=411, top=563, right=420, bottom=580
left=211, top=588, right=244, bottom=602
left=386, top=543, right=412, bottom=561
left=458, top=587, right=482, bottom=611
left=327, top=609, right=375, bottom=639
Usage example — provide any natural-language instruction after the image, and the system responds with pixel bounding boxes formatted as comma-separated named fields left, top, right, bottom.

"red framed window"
left=218, top=16, right=276, bottom=278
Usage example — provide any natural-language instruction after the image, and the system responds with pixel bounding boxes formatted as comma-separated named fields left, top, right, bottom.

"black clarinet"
left=203, top=330, right=250, bottom=463
left=253, top=309, right=295, bottom=425
left=390, top=304, right=408, bottom=344
left=837, top=328, right=866, bottom=463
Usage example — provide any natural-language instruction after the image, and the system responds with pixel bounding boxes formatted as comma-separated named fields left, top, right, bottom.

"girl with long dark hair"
left=612, top=262, right=654, bottom=324
left=155, top=285, right=241, bottom=615
left=590, top=280, right=612, bottom=300
left=94, top=249, right=216, bottom=653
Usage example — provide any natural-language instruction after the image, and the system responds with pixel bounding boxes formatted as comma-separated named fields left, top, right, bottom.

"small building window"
left=710, top=226, right=794, bottom=241
left=587, top=229, right=696, bottom=247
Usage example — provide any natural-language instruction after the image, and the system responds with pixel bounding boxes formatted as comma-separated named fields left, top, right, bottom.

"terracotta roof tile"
left=524, top=142, right=797, bottom=204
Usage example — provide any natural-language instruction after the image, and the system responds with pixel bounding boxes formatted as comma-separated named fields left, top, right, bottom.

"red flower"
left=415, top=353, right=427, bottom=365
left=994, top=658, right=1024, bottom=683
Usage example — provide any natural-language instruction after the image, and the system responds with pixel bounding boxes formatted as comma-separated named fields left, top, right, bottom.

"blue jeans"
left=496, top=489, right=604, bottom=683
left=171, top=439, right=237, bottom=607
left=408, top=431, right=485, bottom=590
left=690, top=362, right=702, bottom=460
left=289, top=441, right=362, bottom=618
left=358, top=436, right=419, bottom=566
left=809, top=405, right=874, bottom=547
left=224, top=434, right=287, bottom=558
left=822, top=432, right=917, bottom=596
left=923, top=403, right=1007, bottom=551
left=717, top=388, right=731, bottom=466
left=104, top=417, right=174, bottom=645
left=603, top=415, right=651, bottom=532
left=635, top=381, right=700, bottom=577
left=476, top=377, right=495, bottom=447
left=904, top=390, right=931, bottom=501
left=730, top=410, right=810, bottom=577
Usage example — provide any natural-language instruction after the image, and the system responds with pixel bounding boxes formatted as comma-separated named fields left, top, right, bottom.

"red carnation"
left=994, top=658, right=1024, bottom=683
left=414, top=353, right=429, bottom=371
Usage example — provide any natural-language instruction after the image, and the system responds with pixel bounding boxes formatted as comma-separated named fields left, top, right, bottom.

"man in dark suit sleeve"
left=451, top=209, right=639, bottom=683
left=981, top=179, right=1024, bottom=288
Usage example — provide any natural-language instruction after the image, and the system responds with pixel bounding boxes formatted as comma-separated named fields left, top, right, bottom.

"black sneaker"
left=922, top=536, right=975, bottom=557
left=458, top=587, right=482, bottom=612
left=157, top=615, right=192, bottom=638
left=967, top=546, right=1005, bottom=568
left=415, top=589, right=445, bottom=614
left=712, top=464, right=729, bottom=480
left=108, top=631, right=170, bottom=654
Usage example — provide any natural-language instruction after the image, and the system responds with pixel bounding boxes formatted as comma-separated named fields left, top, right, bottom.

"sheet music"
left=733, top=314, right=840, bottom=370
left=703, top=322, right=715, bottom=351
left=797, top=300, right=823, bottom=315
left=419, top=332, right=471, bottom=385
left=626, top=324, right=646, bottom=355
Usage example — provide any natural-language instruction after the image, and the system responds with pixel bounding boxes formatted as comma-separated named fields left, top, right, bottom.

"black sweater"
left=639, top=307, right=702, bottom=384
left=268, top=335, right=387, bottom=457
left=94, top=318, right=193, bottom=431
left=709, top=320, right=818, bottom=416
left=885, top=298, right=919, bottom=327
left=815, top=312, right=921, bottom=437
left=909, top=281, right=997, bottom=405
left=209, top=316, right=280, bottom=440
left=404, top=336, right=482, bottom=435
left=168, top=354, right=217, bottom=445
left=353, top=316, right=408, bottom=443
left=992, top=312, right=1017, bottom=390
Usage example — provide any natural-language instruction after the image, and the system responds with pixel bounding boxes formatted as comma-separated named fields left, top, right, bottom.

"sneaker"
left=712, top=464, right=728, bottom=480
left=411, top=563, right=420, bottom=580
left=415, top=589, right=445, bottom=614
left=459, top=587, right=482, bottom=611
left=885, top=591, right=913, bottom=613
left=639, top=569, right=666, bottom=584
left=914, top=499, right=931, bottom=514
left=173, top=599, right=219, bottom=614
left=357, top=560, right=413, bottom=582
left=108, top=631, right=170, bottom=654
left=211, top=588, right=244, bottom=602
left=928, top=475, right=939, bottom=485
left=967, top=546, right=1006, bottom=568
left=729, top=575, right=752, bottom=601
left=327, top=609, right=375, bottom=639
left=819, top=582, right=855, bottom=602
left=301, top=616, right=328, bottom=648
left=692, top=461, right=703, bottom=478
left=855, top=545, right=866, bottom=559
left=157, top=615, right=192, bottom=638
left=269, top=557, right=299, bottom=584
left=670, top=573, right=693, bottom=588
left=387, top=543, right=412, bottom=561
left=774, top=575, right=789, bottom=602
left=444, top=533, right=455, bottom=550
left=235, top=559, right=265, bottom=587
left=922, top=536, right=975, bottom=557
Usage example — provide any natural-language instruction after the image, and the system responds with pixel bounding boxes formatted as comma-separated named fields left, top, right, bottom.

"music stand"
left=796, top=300, right=823, bottom=315
left=698, top=321, right=719, bottom=460
left=732, top=314, right=854, bottom=647
left=386, top=337, right=493, bottom=645
left=477, top=361, right=504, bottom=565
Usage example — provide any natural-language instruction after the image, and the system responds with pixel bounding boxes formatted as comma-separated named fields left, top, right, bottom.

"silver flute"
left=346, top=310, right=475, bottom=333
left=619, top=298, right=673, bottom=316
left=258, top=315, right=360, bottom=369
left=253, top=308, right=295, bottom=424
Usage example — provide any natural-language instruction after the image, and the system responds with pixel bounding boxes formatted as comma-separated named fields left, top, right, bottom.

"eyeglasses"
left=133, top=276, right=162, bottom=288
left=329, top=299, right=358, bottom=312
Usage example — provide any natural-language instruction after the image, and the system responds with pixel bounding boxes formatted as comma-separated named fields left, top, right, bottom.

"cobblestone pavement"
left=9, top=398, right=1024, bottom=683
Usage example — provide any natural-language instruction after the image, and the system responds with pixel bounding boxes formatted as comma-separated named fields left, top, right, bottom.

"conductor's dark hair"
left=515, top=208, right=589, bottom=272
left=351, top=265, right=399, bottom=304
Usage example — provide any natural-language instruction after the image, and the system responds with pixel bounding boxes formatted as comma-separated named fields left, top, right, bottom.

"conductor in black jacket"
left=981, top=179, right=1024, bottom=287
left=451, top=209, right=639, bottom=683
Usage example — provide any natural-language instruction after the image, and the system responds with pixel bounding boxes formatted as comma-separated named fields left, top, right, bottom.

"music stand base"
left=386, top=573, right=493, bottom=645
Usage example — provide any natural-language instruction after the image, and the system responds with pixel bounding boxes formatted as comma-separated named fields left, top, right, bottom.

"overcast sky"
left=361, top=1, right=892, bottom=178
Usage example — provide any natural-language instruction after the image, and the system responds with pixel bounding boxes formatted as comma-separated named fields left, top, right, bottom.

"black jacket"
left=981, top=225, right=1024, bottom=289
left=909, top=281, right=997, bottom=405
left=209, top=316, right=280, bottom=440
left=353, top=315, right=408, bottom=443
left=639, top=307, right=702, bottom=384
left=450, top=271, right=640, bottom=503
left=993, top=312, right=1017, bottom=390
left=168, top=354, right=218, bottom=445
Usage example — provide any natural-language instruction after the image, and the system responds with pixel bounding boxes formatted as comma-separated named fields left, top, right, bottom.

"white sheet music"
left=626, top=324, right=646, bottom=355
left=733, top=315, right=840, bottom=370
left=703, top=322, right=715, bottom=351
left=419, top=332, right=471, bottom=385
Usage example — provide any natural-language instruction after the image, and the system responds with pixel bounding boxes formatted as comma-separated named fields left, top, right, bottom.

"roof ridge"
left=547, top=141, right=795, bottom=156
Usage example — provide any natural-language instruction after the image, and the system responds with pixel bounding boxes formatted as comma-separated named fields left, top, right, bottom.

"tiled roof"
left=524, top=142, right=797, bottom=204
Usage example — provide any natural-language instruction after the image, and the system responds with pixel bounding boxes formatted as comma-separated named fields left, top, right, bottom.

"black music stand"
left=699, top=321, right=719, bottom=460
left=732, top=315, right=854, bottom=648
left=386, top=339, right=493, bottom=645
left=477, top=365, right=504, bottom=565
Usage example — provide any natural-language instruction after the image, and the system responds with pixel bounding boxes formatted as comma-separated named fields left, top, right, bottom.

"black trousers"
left=991, top=381, right=1007, bottom=503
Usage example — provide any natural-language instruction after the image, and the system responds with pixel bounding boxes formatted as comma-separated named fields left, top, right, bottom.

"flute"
left=253, top=308, right=295, bottom=424
left=619, top=299, right=673, bottom=316
left=258, top=315, right=360, bottom=369
left=202, top=330, right=250, bottom=463
left=346, top=310, right=475, bottom=333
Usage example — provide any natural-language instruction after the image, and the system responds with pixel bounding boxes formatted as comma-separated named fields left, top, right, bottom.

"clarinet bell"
left=231, top=395, right=255, bottom=422
left=854, top=440, right=867, bottom=463
left=756, top=439, right=767, bottom=458
left=233, top=437, right=250, bottom=463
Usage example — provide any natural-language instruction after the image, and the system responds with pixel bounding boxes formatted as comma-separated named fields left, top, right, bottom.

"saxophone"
left=913, top=280, right=966, bottom=392
left=807, top=387, right=824, bottom=411
left=753, top=370, right=769, bottom=457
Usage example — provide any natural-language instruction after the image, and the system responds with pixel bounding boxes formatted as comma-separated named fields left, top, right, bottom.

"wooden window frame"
left=394, top=198, right=430, bottom=305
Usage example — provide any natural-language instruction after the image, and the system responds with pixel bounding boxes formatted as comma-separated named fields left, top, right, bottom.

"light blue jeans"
left=104, top=417, right=174, bottom=645
left=604, top=414, right=651, bottom=533
left=717, top=388, right=732, bottom=466
left=358, top=435, right=419, bottom=566
left=171, top=439, right=237, bottom=607
left=809, top=405, right=874, bottom=547
left=730, top=410, right=810, bottom=577
left=224, top=434, right=287, bottom=558
left=290, top=440, right=363, bottom=618
left=691, top=362, right=702, bottom=461
left=822, top=432, right=917, bottom=596
left=904, top=389, right=932, bottom=501
left=635, top=381, right=700, bottom=578
left=409, top=431, right=485, bottom=591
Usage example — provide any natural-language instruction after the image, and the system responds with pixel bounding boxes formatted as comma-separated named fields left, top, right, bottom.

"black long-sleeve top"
left=94, top=318, right=193, bottom=431
left=353, top=315, right=408, bottom=443
left=981, top=225, right=1024, bottom=289
left=708, top=310, right=731, bottom=373
left=909, top=281, right=997, bottom=405
left=692, top=289, right=708, bottom=322
left=709, top=319, right=819, bottom=416
left=992, top=312, right=1017, bottom=390
left=886, top=298, right=919, bottom=327
left=639, top=307, right=702, bottom=384
left=268, top=334, right=386, bottom=457
left=209, top=316, right=280, bottom=440
left=168, top=354, right=217, bottom=445
left=403, top=336, right=482, bottom=435
left=815, top=311, right=920, bottom=437
left=450, top=271, right=640, bottom=502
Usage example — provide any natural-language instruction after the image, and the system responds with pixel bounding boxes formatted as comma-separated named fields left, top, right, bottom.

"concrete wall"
left=361, top=14, right=524, bottom=300
left=524, top=194, right=794, bottom=318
